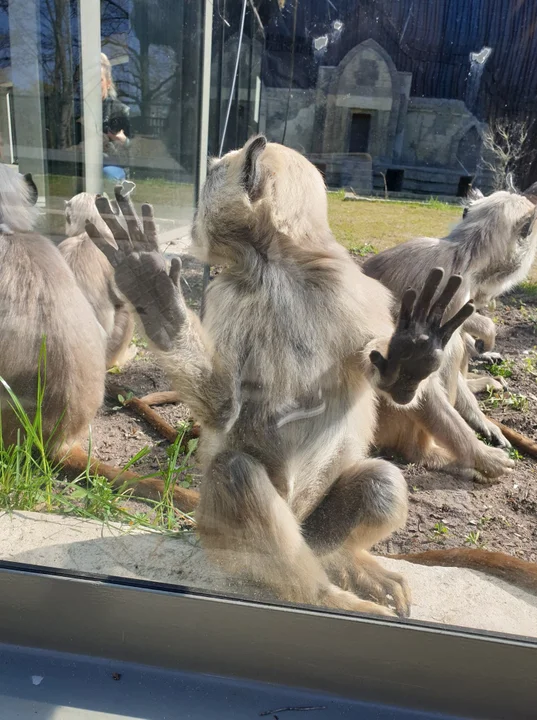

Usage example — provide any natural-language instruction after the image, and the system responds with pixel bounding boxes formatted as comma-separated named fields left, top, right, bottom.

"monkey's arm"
left=366, top=268, right=475, bottom=406
left=87, top=189, right=238, bottom=429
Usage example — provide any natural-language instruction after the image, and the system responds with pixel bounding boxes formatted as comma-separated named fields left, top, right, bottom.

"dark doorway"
left=386, top=169, right=404, bottom=192
left=349, top=113, right=371, bottom=153
left=457, top=175, right=474, bottom=197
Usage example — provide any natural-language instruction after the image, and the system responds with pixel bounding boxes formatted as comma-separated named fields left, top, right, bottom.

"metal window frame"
left=0, top=558, right=535, bottom=719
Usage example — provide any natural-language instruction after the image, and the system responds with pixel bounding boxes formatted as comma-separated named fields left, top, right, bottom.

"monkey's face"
left=460, top=190, right=537, bottom=302
left=192, top=135, right=330, bottom=264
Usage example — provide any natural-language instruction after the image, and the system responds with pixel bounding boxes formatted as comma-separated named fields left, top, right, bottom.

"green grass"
left=0, top=339, right=195, bottom=533
left=487, top=359, right=514, bottom=379
left=327, top=191, right=462, bottom=253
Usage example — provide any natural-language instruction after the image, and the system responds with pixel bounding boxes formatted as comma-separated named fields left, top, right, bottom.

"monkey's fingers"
left=396, top=288, right=417, bottom=331
left=427, top=274, right=463, bottom=328
left=114, top=184, right=144, bottom=244
left=412, top=267, right=444, bottom=324
left=369, top=349, right=388, bottom=377
left=438, top=301, right=475, bottom=347
left=85, top=221, right=120, bottom=265
left=96, top=195, right=132, bottom=251
left=169, top=257, right=181, bottom=288
left=141, top=203, right=159, bottom=251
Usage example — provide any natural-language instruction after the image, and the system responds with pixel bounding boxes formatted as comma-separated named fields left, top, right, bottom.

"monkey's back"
left=201, top=251, right=392, bottom=514
left=363, top=237, right=471, bottom=320
left=58, top=233, right=116, bottom=338
left=0, top=233, right=107, bottom=449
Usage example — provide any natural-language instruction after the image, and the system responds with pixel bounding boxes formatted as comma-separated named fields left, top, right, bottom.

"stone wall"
left=257, top=37, right=489, bottom=198
left=259, top=88, right=317, bottom=152
left=401, top=98, right=483, bottom=170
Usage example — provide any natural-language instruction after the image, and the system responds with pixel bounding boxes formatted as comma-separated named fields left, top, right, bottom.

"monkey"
left=459, top=184, right=537, bottom=372
left=362, top=187, right=537, bottom=468
left=86, top=136, right=476, bottom=619
left=0, top=164, right=197, bottom=511
left=58, top=192, right=135, bottom=369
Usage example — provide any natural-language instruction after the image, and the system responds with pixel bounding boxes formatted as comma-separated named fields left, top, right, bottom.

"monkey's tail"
left=387, top=548, right=537, bottom=594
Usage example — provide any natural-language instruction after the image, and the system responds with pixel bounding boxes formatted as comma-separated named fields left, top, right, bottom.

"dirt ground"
left=88, top=252, right=537, bottom=563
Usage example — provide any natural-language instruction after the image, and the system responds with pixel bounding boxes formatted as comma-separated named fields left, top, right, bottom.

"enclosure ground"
left=5, top=196, right=537, bottom=562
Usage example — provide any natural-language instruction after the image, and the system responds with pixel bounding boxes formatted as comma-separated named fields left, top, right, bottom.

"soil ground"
left=87, top=249, right=537, bottom=563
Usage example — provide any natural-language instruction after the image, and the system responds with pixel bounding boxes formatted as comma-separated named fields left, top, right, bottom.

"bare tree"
left=482, top=119, right=537, bottom=190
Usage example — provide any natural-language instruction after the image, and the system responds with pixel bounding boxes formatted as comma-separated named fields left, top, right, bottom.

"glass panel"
left=1, top=0, right=537, bottom=647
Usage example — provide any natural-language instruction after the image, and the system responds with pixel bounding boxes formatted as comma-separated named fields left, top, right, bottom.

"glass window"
left=1, top=0, right=537, bottom=646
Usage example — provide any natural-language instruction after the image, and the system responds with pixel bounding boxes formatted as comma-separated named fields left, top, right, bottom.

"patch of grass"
left=0, top=341, right=195, bottom=534
left=348, top=242, right=377, bottom=257
left=483, top=388, right=529, bottom=411
left=133, top=333, right=148, bottom=350
left=465, top=530, right=484, bottom=547
left=487, top=358, right=514, bottom=379
left=432, top=521, right=449, bottom=537
left=327, top=192, right=461, bottom=252
left=509, top=447, right=523, bottom=461
left=518, top=280, right=537, bottom=297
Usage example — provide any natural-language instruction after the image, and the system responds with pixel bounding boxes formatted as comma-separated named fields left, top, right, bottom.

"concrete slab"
left=0, top=511, right=535, bottom=640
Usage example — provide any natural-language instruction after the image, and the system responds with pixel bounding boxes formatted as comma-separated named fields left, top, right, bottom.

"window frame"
left=0, top=559, right=535, bottom=719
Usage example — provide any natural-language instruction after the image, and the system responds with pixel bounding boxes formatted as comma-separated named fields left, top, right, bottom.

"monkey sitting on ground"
left=87, top=136, right=475, bottom=618
left=459, top=184, right=537, bottom=386
left=363, top=188, right=537, bottom=465
left=0, top=165, right=197, bottom=511
left=59, top=192, right=135, bottom=369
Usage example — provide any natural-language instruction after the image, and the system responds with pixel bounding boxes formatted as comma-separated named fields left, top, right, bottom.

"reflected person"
left=101, top=52, right=131, bottom=184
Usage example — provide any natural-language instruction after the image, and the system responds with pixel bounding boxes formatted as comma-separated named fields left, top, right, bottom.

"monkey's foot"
left=320, top=584, right=397, bottom=618
left=473, top=446, right=515, bottom=482
left=477, top=351, right=504, bottom=364
left=482, top=419, right=511, bottom=449
left=324, top=550, right=411, bottom=618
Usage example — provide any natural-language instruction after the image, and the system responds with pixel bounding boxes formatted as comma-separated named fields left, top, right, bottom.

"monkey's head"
left=0, top=164, right=38, bottom=234
left=65, top=191, right=115, bottom=245
left=191, top=135, right=331, bottom=265
left=455, top=188, right=537, bottom=304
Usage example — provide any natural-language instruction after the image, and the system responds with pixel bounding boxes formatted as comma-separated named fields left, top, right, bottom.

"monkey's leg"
left=55, top=444, right=199, bottom=512
left=301, top=459, right=410, bottom=617
left=197, top=451, right=396, bottom=617
left=409, top=380, right=514, bottom=482
left=106, top=306, right=136, bottom=369
left=466, top=374, right=506, bottom=393
left=454, top=373, right=510, bottom=448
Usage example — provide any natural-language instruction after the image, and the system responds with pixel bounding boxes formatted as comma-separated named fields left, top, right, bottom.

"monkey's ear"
left=242, top=134, right=267, bottom=201
left=23, top=173, right=38, bottom=205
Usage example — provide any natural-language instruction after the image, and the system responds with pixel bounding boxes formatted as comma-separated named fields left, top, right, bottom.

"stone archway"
left=323, top=38, right=401, bottom=160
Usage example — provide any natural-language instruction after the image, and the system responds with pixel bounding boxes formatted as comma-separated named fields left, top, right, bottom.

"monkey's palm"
left=85, top=187, right=186, bottom=351
left=370, top=268, right=474, bottom=405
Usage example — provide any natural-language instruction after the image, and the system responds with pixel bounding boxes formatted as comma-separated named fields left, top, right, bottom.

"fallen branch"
left=106, top=384, right=200, bottom=445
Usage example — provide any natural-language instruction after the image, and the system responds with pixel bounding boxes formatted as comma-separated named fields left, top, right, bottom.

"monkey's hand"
left=370, top=268, right=475, bottom=405
left=86, top=187, right=187, bottom=351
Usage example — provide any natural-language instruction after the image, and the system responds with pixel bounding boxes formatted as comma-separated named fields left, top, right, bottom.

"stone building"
left=259, top=39, right=490, bottom=197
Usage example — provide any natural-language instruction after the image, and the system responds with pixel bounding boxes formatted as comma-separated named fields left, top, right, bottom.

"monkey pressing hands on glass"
left=59, top=192, right=135, bottom=370
left=88, top=137, right=473, bottom=618
left=363, top=186, right=537, bottom=478
left=0, top=163, right=198, bottom=511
